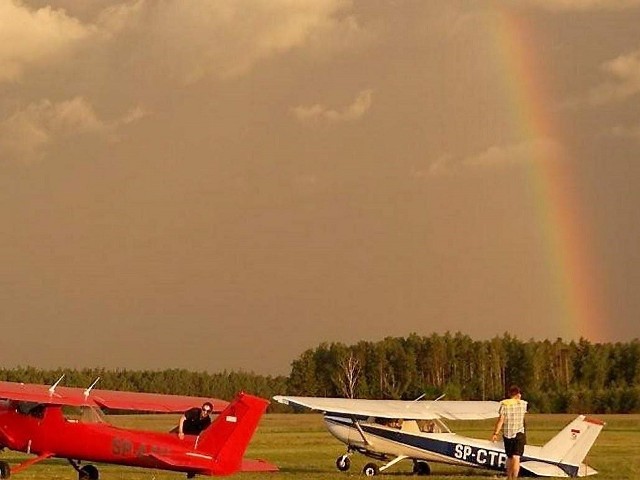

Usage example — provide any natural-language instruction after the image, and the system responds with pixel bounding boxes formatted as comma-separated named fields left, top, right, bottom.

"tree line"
left=287, top=333, right=640, bottom=413
left=2, top=333, right=639, bottom=413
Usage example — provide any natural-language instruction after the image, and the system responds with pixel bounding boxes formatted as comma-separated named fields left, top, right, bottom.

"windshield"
left=62, top=405, right=107, bottom=424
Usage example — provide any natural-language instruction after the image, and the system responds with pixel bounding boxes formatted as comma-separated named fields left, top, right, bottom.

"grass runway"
left=1, top=413, right=638, bottom=479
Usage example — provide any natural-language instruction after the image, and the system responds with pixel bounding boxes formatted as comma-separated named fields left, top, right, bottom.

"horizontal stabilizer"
left=241, top=458, right=279, bottom=472
left=145, top=451, right=211, bottom=474
left=576, top=465, right=599, bottom=476
left=145, top=452, right=278, bottom=474
left=520, top=461, right=569, bottom=477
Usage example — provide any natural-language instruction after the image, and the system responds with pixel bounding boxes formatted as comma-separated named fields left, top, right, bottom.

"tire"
left=0, top=461, right=10, bottom=479
left=78, top=465, right=99, bottom=480
left=363, top=462, right=379, bottom=477
left=336, top=455, right=351, bottom=472
left=413, top=460, right=431, bottom=476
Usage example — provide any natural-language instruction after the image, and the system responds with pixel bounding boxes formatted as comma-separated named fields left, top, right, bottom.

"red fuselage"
left=0, top=402, right=213, bottom=474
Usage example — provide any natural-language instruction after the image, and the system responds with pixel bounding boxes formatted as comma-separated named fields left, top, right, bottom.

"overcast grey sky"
left=1, top=0, right=639, bottom=375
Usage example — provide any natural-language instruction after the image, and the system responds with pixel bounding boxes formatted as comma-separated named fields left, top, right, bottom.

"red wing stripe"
left=584, top=416, right=606, bottom=426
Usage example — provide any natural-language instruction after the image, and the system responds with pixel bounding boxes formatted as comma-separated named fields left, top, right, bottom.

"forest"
left=2, top=333, right=639, bottom=413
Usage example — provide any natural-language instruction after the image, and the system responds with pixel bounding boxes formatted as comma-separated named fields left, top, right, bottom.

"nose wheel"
left=336, top=454, right=351, bottom=471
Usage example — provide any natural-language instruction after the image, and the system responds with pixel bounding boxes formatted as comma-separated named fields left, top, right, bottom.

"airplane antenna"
left=84, top=377, right=101, bottom=400
left=434, top=393, right=446, bottom=402
left=48, top=374, right=65, bottom=396
left=413, top=393, right=427, bottom=402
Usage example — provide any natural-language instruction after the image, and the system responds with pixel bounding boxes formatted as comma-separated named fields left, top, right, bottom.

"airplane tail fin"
left=539, top=415, right=605, bottom=467
left=196, top=392, right=269, bottom=474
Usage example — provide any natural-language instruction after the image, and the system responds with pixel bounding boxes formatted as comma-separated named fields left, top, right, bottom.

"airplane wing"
left=0, top=381, right=89, bottom=407
left=88, top=389, right=228, bottom=413
left=0, top=380, right=228, bottom=413
left=273, top=395, right=500, bottom=420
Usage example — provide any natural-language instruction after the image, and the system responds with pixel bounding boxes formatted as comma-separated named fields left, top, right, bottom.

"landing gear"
left=412, top=460, right=431, bottom=476
left=0, top=460, right=11, bottom=479
left=78, top=465, right=99, bottom=480
left=363, top=462, right=379, bottom=476
left=69, top=460, right=99, bottom=480
left=336, top=454, right=351, bottom=471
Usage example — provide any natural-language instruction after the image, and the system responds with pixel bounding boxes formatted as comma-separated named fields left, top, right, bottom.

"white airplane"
left=273, top=395, right=604, bottom=477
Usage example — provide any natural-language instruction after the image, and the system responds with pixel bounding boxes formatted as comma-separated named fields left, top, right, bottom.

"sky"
left=1, top=0, right=639, bottom=376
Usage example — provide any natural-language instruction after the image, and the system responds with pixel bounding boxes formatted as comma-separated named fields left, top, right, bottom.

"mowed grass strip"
left=1, top=413, right=638, bottom=479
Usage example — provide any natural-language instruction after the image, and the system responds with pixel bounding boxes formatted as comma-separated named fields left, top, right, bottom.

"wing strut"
left=83, top=377, right=101, bottom=400
left=10, top=453, right=54, bottom=474
left=352, top=419, right=370, bottom=446
left=48, top=375, right=65, bottom=398
left=379, top=455, right=408, bottom=472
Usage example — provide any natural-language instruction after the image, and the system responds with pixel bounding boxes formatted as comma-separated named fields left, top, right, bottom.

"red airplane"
left=0, top=378, right=278, bottom=479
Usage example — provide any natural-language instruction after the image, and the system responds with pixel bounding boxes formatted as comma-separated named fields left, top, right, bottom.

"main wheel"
left=0, top=461, right=10, bottom=479
left=336, top=455, right=351, bottom=471
left=363, top=462, right=379, bottom=477
left=78, top=465, right=99, bottom=480
left=413, top=460, right=431, bottom=475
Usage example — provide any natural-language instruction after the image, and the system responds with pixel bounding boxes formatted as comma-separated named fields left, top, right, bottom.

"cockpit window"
left=62, top=406, right=107, bottom=424
left=16, top=402, right=46, bottom=419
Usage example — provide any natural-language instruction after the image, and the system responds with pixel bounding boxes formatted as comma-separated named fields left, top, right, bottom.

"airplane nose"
left=324, top=417, right=366, bottom=448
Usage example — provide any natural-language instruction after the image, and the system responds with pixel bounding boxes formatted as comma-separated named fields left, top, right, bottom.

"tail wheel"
left=336, top=455, right=351, bottom=471
left=0, top=461, right=10, bottom=479
left=363, top=463, right=379, bottom=477
left=413, top=460, right=431, bottom=476
left=78, top=465, right=99, bottom=480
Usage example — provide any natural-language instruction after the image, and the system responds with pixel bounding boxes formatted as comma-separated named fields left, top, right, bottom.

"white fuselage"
left=323, top=415, right=585, bottom=477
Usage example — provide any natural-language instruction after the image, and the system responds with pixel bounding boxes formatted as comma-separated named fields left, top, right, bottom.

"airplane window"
left=30, top=404, right=46, bottom=418
left=62, top=406, right=107, bottom=424
left=374, top=418, right=403, bottom=429
left=419, top=420, right=441, bottom=433
left=16, top=401, right=36, bottom=414
left=15, top=402, right=46, bottom=419
left=81, top=406, right=107, bottom=424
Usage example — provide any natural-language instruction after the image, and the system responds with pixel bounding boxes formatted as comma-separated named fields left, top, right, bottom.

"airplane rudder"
left=562, top=416, right=604, bottom=466
left=540, top=415, right=604, bottom=465
left=197, top=392, right=269, bottom=472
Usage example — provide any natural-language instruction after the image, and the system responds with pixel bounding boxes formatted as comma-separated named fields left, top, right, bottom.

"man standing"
left=492, top=385, right=527, bottom=479
left=178, top=401, right=214, bottom=439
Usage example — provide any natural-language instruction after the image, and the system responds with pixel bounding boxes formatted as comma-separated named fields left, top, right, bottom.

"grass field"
left=1, top=413, right=638, bottom=479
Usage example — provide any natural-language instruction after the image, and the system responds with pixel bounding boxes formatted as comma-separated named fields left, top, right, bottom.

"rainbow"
left=486, top=8, right=607, bottom=341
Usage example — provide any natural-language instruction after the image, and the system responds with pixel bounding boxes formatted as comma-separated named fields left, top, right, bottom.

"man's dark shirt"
left=182, top=407, right=212, bottom=435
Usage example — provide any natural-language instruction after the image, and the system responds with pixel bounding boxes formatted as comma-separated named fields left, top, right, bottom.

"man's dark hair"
left=202, top=401, right=214, bottom=411
left=508, top=385, right=521, bottom=397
